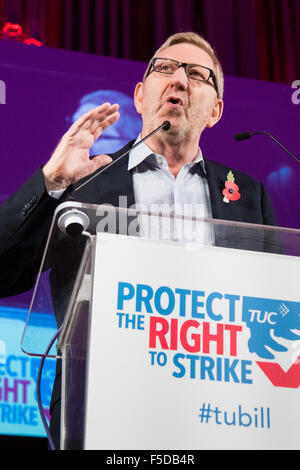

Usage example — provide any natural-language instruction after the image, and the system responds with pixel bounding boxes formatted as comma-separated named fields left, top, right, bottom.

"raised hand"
left=43, top=102, right=120, bottom=191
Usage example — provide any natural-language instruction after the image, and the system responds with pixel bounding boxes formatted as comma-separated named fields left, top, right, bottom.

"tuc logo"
left=242, top=296, right=300, bottom=388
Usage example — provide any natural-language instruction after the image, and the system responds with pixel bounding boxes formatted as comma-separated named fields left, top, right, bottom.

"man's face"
left=134, top=43, right=223, bottom=142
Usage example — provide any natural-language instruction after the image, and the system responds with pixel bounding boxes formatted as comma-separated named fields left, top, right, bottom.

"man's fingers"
left=91, top=154, right=113, bottom=170
left=81, top=105, right=119, bottom=131
left=100, top=111, right=120, bottom=132
left=83, top=103, right=119, bottom=125
left=91, top=111, right=120, bottom=140
left=68, top=102, right=119, bottom=136
left=69, top=103, right=110, bottom=130
left=43, top=102, right=120, bottom=189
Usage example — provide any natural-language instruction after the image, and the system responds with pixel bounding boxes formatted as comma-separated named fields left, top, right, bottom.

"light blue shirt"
left=128, top=138, right=214, bottom=244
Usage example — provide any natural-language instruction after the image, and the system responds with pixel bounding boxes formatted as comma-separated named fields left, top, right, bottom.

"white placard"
left=84, top=233, right=300, bottom=450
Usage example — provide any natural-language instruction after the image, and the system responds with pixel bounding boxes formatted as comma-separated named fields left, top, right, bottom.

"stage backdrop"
left=0, top=40, right=299, bottom=228
left=0, top=39, right=299, bottom=439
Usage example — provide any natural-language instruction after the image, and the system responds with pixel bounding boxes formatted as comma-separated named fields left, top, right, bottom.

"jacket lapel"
left=204, top=158, right=242, bottom=222
left=73, top=141, right=136, bottom=208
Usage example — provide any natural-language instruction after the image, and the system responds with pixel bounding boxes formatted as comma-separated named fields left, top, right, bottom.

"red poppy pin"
left=222, top=171, right=241, bottom=203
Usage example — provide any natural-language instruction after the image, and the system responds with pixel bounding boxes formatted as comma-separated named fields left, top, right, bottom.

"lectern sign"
left=84, top=233, right=300, bottom=450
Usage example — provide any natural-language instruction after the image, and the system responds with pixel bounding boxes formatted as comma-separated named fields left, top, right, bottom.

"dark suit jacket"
left=0, top=142, right=276, bottom=290
left=0, top=140, right=278, bottom=296
left=0, top=141, right=278, bottom=448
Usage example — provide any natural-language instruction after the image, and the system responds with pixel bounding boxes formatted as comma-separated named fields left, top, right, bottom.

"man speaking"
left=0, top=32, right=277, bottom=448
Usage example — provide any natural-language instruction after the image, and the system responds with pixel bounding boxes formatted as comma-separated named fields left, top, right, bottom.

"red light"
left=23, top=38, right=42, bottom=47
left=2, top=22, right=23, bottom=38
left=1, top=22, right=42, bottom=47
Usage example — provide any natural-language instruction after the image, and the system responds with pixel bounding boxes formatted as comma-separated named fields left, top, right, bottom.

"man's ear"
left=134, top=82, right=144, bottom=115
left=206, top=99, right=224, bottom=128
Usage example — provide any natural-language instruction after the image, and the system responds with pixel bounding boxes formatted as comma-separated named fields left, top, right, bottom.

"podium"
left=21, top=202, right=300, bottom=450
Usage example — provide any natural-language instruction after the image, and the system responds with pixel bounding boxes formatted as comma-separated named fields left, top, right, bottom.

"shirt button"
left=157, top=157, right=163, bottom=165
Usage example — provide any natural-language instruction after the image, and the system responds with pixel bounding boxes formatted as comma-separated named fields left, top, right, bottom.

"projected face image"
left=70, top=90, right=142, bottom=155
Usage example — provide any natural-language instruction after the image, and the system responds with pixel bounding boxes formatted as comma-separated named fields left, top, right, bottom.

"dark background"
left=1, top=0, right=299, bottom=85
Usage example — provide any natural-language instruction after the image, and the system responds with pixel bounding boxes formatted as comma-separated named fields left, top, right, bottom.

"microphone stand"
left=73, top=121, right=171, bottom=194
left=234, top=131, right=300, bottom=165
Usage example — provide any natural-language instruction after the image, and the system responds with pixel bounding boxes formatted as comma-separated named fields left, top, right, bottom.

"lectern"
left=21, top=202, right=300, bottom=450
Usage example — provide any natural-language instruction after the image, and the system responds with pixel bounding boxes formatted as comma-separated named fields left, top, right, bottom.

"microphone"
left=73, top=120, right=171, bottom=193
left=234, top=132, right=254, bottom=141
left=234, top=131, right=300, bottom=165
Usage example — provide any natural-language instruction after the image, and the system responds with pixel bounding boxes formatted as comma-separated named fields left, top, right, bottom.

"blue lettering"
left=224, top=358, right=240, bottom=383
left=154, top=286, right=175, bottom=316
left=186, top=354, right=199, bottom=379
left=206, top=292, right=223, bottom=321
left=225, top=294, right=240, bottom=322
left=172, top=353, right=186, bottom=378
left=175, top=288, right=191, bottom=317
left=241, top=360, right=253, bottom=384
left=172, top=354, right=251, bottom=384
left=117, top=282, right=135, bottom=310
left=136, top=284, right=153, bottom=313
left=6, top=355, right=18, bottom=377
left=191, top=291, right=205, bottom=319
left=200, top=356, right=215, bottom=380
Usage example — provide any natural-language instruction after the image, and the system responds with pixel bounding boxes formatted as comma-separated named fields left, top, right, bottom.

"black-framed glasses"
left=146, top=57, right=220, bottom=98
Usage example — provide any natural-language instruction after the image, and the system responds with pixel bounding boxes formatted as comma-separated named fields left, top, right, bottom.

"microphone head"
left=234, top=132, right=253, bottom=141
left=162, top=121, right=171, bottom=131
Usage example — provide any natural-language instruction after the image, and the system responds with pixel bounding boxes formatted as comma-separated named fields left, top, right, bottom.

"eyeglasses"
left=146, top=57, right=220, bottom=98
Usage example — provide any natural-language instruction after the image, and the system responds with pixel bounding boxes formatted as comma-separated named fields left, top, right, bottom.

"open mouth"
left=167, top=96, right=183, bottom=106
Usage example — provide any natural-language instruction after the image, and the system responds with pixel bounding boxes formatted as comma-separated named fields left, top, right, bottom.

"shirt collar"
left=127, top=134, right=206, bottom=173
left=127, top=136, right=152, bottom=171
